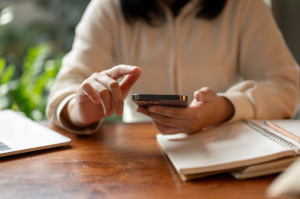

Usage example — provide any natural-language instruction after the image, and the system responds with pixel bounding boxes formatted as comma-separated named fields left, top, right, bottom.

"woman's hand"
left=62, top=65, right=142, bottom=128
left=137, top=87, right=234, bottom=134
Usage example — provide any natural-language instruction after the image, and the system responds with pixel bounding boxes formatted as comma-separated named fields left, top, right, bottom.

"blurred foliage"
left=0, top=0, right=89, bottom=120
left=0, top=44, right=62, bottom=120
left=0, top=0, right=122, bottom=121
left=36, top=0, right=90, bottom=50
left=0, top=0, right=90, bottom=69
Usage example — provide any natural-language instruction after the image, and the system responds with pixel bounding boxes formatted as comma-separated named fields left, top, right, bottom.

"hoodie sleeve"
left=46, top=0, right=118, bottom=134
left=223, top=0, right=299, bottom=122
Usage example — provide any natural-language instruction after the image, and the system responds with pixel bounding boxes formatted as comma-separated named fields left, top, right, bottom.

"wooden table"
left=0, top=122, right=279, bottom=199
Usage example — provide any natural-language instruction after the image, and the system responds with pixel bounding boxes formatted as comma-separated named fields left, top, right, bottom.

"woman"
left=46, top=0, right=299, bottom=135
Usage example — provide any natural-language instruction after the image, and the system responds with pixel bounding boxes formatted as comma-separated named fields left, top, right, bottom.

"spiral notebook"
left=0, top=110, right=71, bottom=158
left=157, top=120, right=300, bottom=181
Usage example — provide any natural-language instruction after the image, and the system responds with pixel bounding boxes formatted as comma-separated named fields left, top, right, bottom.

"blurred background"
left=0, top=0, right=90, bottom=120
left=0, top=0, right=299, bottom=121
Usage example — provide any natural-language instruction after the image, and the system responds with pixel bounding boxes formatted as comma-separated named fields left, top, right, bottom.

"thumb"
left=193, top=87, right=216, bottom=102
left=119, top=66, right=142, bottom=98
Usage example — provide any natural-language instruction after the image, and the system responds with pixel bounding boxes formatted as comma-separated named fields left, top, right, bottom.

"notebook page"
left=262, top=120, right=300, bottom=149
left=157, top=121, right=295, bottom=176
left=270, top=120, right=300, bottom=137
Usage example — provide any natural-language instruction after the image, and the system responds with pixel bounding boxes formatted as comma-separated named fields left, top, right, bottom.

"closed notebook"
left=0, top=110, right=71, bottom=158
left=157, top=120, right=300, bottom=181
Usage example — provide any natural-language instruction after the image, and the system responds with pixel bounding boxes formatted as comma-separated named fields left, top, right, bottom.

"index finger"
left=106, top=65, right=141, bottom=80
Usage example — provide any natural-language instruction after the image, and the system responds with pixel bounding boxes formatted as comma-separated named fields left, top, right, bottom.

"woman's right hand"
left=62, top=65, right=142, bottom=128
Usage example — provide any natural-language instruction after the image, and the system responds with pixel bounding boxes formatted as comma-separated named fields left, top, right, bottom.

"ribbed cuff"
left=218, top=92, right=255, bottom=123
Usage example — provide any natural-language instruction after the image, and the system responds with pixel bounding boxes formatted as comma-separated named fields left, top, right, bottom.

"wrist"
left=62, top=98, right=90, bottom=128
left=219, top=96, right=235, bottom=123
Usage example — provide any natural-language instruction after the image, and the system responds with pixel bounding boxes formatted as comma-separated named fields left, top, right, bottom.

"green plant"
left=0, top=1, right=122, bottom=122
left=0, top=43, right=61, bottom=120
left=0, top=58, right=15, bottom=109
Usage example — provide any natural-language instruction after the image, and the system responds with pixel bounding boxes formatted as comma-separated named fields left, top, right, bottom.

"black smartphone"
left=132, top=94, right=188, bottom=107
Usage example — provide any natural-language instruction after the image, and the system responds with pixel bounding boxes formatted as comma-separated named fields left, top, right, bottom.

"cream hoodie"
left=46, top=0, right=299, bottom=134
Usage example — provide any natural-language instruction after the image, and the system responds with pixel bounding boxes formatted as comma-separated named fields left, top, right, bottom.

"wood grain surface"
left=0, top=122, right=277, bottom=199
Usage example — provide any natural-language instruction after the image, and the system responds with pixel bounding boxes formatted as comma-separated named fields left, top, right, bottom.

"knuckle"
left=90, top=72, right=100, bottom=79
left=200, top=87, right=212, bottom=93
left=116, top=64, right=127, bottom=70
left=116, top=64, right=124, bottom=68
left=108, top=81, right=119, bottom=91
left=99, top=88, right=109, bottom=98
left=81, top=80, right=91, bottom=90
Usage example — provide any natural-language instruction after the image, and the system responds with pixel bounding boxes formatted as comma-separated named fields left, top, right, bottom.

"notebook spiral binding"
left=244, top=120, right=299, bottom=154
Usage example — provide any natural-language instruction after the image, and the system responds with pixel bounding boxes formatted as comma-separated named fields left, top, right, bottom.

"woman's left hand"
left=137, top=87, right=234, bottom=134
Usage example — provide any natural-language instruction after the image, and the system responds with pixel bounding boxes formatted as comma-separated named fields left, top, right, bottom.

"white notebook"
left=157, top=120, right=300, bottom=181
left=0, top=110, right=71, bottom=158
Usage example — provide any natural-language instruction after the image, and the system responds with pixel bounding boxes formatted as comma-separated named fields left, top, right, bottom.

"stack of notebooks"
left=157, top=120, right=300, bottom=181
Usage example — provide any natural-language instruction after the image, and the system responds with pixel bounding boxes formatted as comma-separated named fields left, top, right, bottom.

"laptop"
left=0, top=109, right=71, bottom=158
